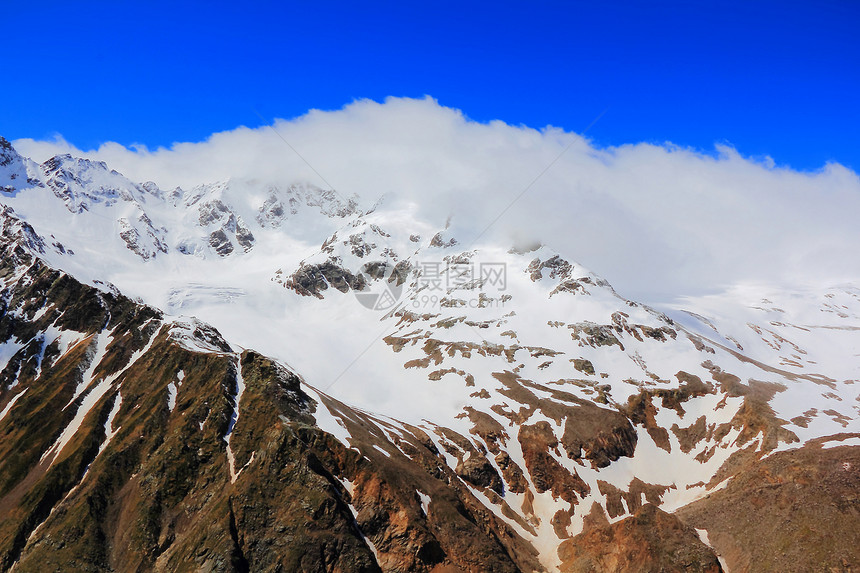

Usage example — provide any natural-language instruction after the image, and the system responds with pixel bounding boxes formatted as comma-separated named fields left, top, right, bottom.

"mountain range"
left=0, top=135, right=857, bottom=572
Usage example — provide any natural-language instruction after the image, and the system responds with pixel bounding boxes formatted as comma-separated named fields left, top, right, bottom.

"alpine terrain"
left=0, top=135, right=858, bottom=572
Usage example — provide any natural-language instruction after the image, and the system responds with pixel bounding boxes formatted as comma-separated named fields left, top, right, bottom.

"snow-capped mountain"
left=0, top=136, right=857, bottom=573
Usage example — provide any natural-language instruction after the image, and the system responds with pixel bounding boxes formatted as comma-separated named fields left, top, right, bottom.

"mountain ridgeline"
left=0, top=137, right=858, bottom=572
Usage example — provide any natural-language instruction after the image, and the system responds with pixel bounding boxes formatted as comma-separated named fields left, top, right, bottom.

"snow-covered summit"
left=40, top=153, right=150, bottom=213
left=0, top=136, right=41, bottom=195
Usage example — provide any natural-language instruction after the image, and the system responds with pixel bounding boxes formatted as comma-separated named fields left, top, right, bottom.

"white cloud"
left=13, top=96, right=860, bottom=302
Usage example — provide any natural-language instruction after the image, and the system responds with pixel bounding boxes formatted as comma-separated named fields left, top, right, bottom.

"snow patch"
left=0, top=389, right=26, bottom=424
left=371, top=444, right=391, bottom=458
left=339, top=477, right=355, bottom=496
left=166, top=381, right=177, bottom=411
left=98, top=391, right=123, bottom=455
left=304, top=387, right=354, bottom=446
left=168, top=318, right=230, bottom=354
left=821, top=436, right=860, bottom=449
left=416, top=490, right=431, bottom=516
left=695, top=528, right=730, bottom=572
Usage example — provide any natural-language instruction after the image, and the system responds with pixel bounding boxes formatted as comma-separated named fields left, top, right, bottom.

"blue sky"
left=4, top=0, right=858, bottom=171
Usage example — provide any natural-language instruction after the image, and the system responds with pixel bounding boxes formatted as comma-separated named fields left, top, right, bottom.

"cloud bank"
left=14, top=96, right=860, bottom=302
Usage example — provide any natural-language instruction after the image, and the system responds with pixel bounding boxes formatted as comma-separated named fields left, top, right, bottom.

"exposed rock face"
left=208, top=228, right=235, bottom=256
left=310, top=397, right=542, bottom=573
left=558, top=504, right=723, bottom=573
left=0, top=325, right=379, bottom=572
left=0, top=206, right=45, bottom=258
left=283, top=259, right=368, bottom=298
left=519, top=421, right=589, bottom=503
left=456, top=449, right=505, bottom=493
left=235, top=220, right=255, bottom=251
left=528, top=255, right=572, bottom=282
left=571, top=358, right=594, bottom=376
left=560, top=401, right=638, bottom=468
left=568, top=322, right=624, bottom=350
left=677, top=438, right=860, bottom=573
left=624, top=371, right=720, bottom=454
left=118, top=215, right=169, bottom=260
left=429, top=232, right=457, bottom=248
left=596, top=479, right=672, bottom=519
left=0, top=137, right=40, bottom=194
left=255, top=184, right=358, bottom=228
left=42, top=154, right=134, bottom=213
left=0, top=137, right=17, bottom=168
left=197, top=198, right=256, bottom=256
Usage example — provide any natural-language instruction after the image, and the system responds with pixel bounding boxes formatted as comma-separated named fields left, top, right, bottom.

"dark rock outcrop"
left=283, top=259, right=367, bottom=298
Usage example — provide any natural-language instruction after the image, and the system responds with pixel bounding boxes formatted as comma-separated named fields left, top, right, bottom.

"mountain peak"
left=0, top=136, right=14, bottom=154
left=40, top=153, right=143, bottom=213
left=0, top=137, right=40, bottom=195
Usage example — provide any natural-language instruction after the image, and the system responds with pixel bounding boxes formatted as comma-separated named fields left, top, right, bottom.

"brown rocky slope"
left=677, top=436, right=860, bottom=573
left=558, top=503, right=723, bottom=573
